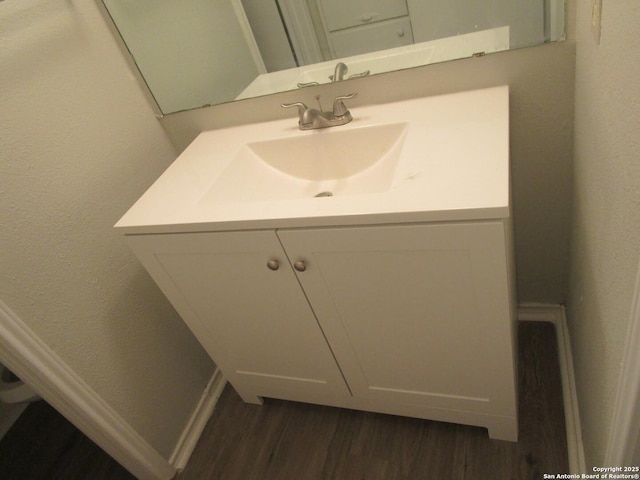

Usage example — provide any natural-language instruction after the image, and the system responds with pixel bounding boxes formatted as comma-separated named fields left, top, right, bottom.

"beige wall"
left=161, top=3, right=577, bottom=305
left=567, top=0, right=640, bottom=468
left=4, top=0, right=637, bottom=469
left=0, top=0, right=215, bottom=458
left=18, top=0, right=640, bottom=470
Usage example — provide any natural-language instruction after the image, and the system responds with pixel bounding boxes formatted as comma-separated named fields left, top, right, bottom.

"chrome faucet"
left=282, top=93, right=358, bottom=130
left=297, top=62, right=371, bottom=88
left=328, top=62, right=370, bottom=82
left=332, top=62, right=348, bottom=82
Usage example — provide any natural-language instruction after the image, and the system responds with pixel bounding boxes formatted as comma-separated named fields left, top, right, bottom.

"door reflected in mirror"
left=101, top=0, right=565, bottom=114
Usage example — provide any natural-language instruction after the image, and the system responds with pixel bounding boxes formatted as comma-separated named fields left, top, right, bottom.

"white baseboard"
left=170, top=370, right=227, bottom=471
left=518, top=303, right=586, bottom=474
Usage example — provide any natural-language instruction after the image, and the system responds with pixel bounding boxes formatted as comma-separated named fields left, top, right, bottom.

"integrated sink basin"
left=115, top=86, right=510, bottom=234
left=202, top=123, right=408, bottom=203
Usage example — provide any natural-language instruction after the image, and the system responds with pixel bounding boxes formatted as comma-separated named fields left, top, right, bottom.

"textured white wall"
left=0, top=0, right=215, bottom=458
left=567, top=0, right=640, bottom=468
left=160, top=4, right=577, bottom=305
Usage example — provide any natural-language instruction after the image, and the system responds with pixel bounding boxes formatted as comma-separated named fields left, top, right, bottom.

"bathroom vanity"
left=116, top=86, right=518, bottom=441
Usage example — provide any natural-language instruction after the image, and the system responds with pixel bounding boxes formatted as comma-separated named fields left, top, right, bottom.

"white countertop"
left=116, top=86, right=510, bottom=235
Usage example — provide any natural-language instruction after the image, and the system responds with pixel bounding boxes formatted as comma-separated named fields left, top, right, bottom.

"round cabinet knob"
left=293, top=261, right=307, bottom=272
left=397, top=28, right=405, bottom=38
left=266, top=259, right=280, bottom=271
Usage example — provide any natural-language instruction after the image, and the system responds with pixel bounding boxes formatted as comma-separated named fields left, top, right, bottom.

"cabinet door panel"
left=278, top=222, right=516, bottom=417
left=319, top=0, right=409, bottom=31
left=126, top=231, right=349, bottom=403
left=329, top=18, right=414, bottom=58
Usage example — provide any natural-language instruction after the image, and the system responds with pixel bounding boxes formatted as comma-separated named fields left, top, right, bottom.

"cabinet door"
left=329, top=18, right=414, bottom=58
left=278, top=222, right=516, bottom=418
left=126, top=231, right=349, bottom=405
left=319, top=0, right=409, bottom=31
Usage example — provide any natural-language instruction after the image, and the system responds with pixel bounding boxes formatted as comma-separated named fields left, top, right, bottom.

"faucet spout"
left=281, top=93, right=358, bottom=130
left=332, top=62, right=348, bottom=82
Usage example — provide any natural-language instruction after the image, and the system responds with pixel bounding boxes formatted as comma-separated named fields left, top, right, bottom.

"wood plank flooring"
left=178, top=321, right=568, bottom=479
left=0, top=321, right=568, bottom=479
left=0, top=399, right=134, bottom=479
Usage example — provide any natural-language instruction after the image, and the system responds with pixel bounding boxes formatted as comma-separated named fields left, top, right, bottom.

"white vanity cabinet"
left=125, top=219, right=517, bottom=441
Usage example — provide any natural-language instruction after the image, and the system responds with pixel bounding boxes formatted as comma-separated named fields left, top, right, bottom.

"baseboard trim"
left=170, top=369, right=227, bottom=471
left=518, top=303, right=586, bottom=474
left=0, top=300, right=175, bottom=480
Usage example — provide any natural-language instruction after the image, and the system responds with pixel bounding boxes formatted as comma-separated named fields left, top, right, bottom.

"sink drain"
left=314, top=191, right=333, bottom=198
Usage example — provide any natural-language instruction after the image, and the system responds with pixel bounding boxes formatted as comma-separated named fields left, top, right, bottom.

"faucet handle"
left=281, top=102, right=308, bottom=123
left=333, top=92, right=358, bottom=118
left=281, top=101, right=307, bottom=112
left=348, top=70, right=370, bottom=79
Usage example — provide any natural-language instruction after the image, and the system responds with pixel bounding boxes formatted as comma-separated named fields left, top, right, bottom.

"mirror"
left=102, top=0, right=565, bottom=115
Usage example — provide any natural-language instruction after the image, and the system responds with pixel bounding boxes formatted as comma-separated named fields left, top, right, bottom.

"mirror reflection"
left=102, top=0, right=565, bottom=114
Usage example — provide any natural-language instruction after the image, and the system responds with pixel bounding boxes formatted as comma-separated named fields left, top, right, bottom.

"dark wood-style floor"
left=0, top=322, right=568, bottom=479
left=178, top=321, right=568, bottom=479
left=0, top=399, right=134, bottom=480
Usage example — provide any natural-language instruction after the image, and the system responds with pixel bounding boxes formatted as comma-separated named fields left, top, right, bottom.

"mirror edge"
left=96, top=0, right=165, bottom=118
